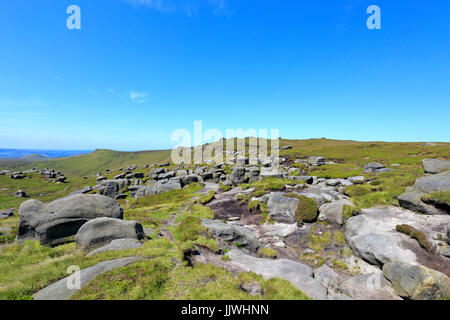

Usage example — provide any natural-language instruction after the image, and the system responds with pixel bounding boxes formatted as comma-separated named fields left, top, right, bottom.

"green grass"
left=198, top=190, right=216, bottom=205
left=308, top=231, right=332, bottom=252
left=285, top=193, right=318, bottom=223
left=240, top=177, right=297, bottom=194
left=421, top=191, right=450, bottom=211
left=332, top=259, right=349, bottom=271
left=258, top=247, right=278, bottom=259
left=0, top=173, right=97, bottom=211
left=343, top=171, right=418, bottom=209
left=72, top=261, right=310, bottom=300
left=396, top=224, right=432, bottom=252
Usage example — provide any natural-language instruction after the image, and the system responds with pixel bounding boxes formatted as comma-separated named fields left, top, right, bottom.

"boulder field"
left=5, top=155, right=450, bottom=300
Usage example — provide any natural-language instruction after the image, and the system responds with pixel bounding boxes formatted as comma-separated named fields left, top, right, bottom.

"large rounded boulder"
left=17, top=194, right=123, bottom=246
left=75, top=217, right=145, bottom=250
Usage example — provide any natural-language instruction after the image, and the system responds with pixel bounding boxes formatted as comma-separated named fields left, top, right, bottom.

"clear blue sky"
left=0, top=0, right=449, bottom=151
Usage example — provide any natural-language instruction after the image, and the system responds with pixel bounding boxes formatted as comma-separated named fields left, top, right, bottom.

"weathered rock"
left=397, top=186, right=443, bottom=215
left=363, top=162, right=393, bottom=174
left=307, top=156, right=325, bottom=166
left=75, top=217, right=145, bottom=250
left=422, top=158, right=450, bottom=174
left=348, top=176, right=365, bottom=184
left=201, top=219, right=261, bottom=252
left=181, top=174, right=200, bottom=186
left=267, top=192, right=299, bottom=224
left=98, top=179, right=130, bottom=198
left=383, top=261, right=450, bottom=300
left=228, top=249, right=328, bottom=300
left=318, top=199, right=353, bottom=227
left=414, top=170, right=450, bottom=193
left=340, top=273, right=401, bottom=300
left=69, top=186, right=92, bottom=197
left=260, top=167, right=283, bottom=179
left=15, top=190, right=27, bottom=198
left=230, top=167, right=246, bottom=186
left=345, top=206, right=450, bottom=269
left=18, top=194, right=123, bottom=246
left=126, top=172, right=145, bottom=179
left=0, top=208, right=15, bottom=219
left=87, top=238, right=143, bottom=256
left=398, top=170, right=450, bottom=215
left=32, top=257, right=142, bottom=300
left=296, top=187, right=340, bottom=206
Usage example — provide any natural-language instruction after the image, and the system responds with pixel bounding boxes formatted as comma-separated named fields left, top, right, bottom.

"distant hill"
left=0, top=148, right=91, bottom=159
left=0, top=139, right=448, bottom=177
left=18, top=154, right=51, bottom=161
left=0, top=149, right=172, bottom=176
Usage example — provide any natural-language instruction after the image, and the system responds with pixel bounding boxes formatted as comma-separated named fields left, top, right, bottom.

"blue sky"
left=0, top=0, right=449, bottom=151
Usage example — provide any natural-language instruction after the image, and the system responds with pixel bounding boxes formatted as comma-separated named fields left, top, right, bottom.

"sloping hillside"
left=0, top=149, right=171, bottom=176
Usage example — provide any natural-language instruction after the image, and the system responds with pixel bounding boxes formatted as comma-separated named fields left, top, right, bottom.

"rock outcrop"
left=383, top=261, right=450, bottom=300
left=75, top=217, right=145, bottom=250
left=17, top=194, right=123, bottom=246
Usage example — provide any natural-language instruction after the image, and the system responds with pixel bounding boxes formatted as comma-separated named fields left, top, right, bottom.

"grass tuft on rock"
left=285, top=193, right=318, bottom=223
left=258, top=247, right=278, bottom=259
left=396, top=224, right=432, bottom=252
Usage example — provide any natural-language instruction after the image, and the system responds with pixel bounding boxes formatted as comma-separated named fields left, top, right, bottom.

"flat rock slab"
left=228, top=249, right=328, bottom=300
left=33, top=257, right=142, bottom=300
left=422, top=159, right=450, bottom=174
left=87, top=238, right=143, bottom=257
left=345, top=206, right=450, bottom=274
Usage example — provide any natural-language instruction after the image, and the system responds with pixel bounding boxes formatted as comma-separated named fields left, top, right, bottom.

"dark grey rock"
left=75, top=217, right=145, bottom=250
left=363, top=162, right=393, bottom=174
left=17, top=194, right=123, bottom=246
left=86, top=238, right=143, bottom=257
left=201, top=219, right=261, bottom=253
left=267, top=192, right=299, bottom=224
left=383, top=261, right=450, bottom=300
left=422, top=158, right=450, bottom=174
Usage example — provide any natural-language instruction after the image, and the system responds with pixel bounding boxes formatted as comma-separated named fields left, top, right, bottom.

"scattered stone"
left=363, top=162, right=393, bottom=174
left=0, top=208, right=15, bottom=219
left=422, top=158, right=450, bottom=174
left=348, top=176, right=365, bottom=184
left=307, top=156, right=325, bottom=166
left=14, top=190, right=27, bottom=198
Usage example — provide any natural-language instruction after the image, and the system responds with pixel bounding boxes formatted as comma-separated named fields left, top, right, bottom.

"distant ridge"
left=18, top=154, right=51, bottom=161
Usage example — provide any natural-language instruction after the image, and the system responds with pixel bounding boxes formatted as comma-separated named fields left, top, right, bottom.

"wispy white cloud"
left=208, top=0, right=233, bottom=16
left=123, top=0, right=232, bottom=16
left=130, top=91, right=149, bottom=104
left=124, top=0, right=175, bottom=13
left=106, top=88, right=127, bottom=101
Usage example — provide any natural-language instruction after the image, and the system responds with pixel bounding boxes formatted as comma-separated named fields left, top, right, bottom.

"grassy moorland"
left=0, top=138, right=448, bottom=300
